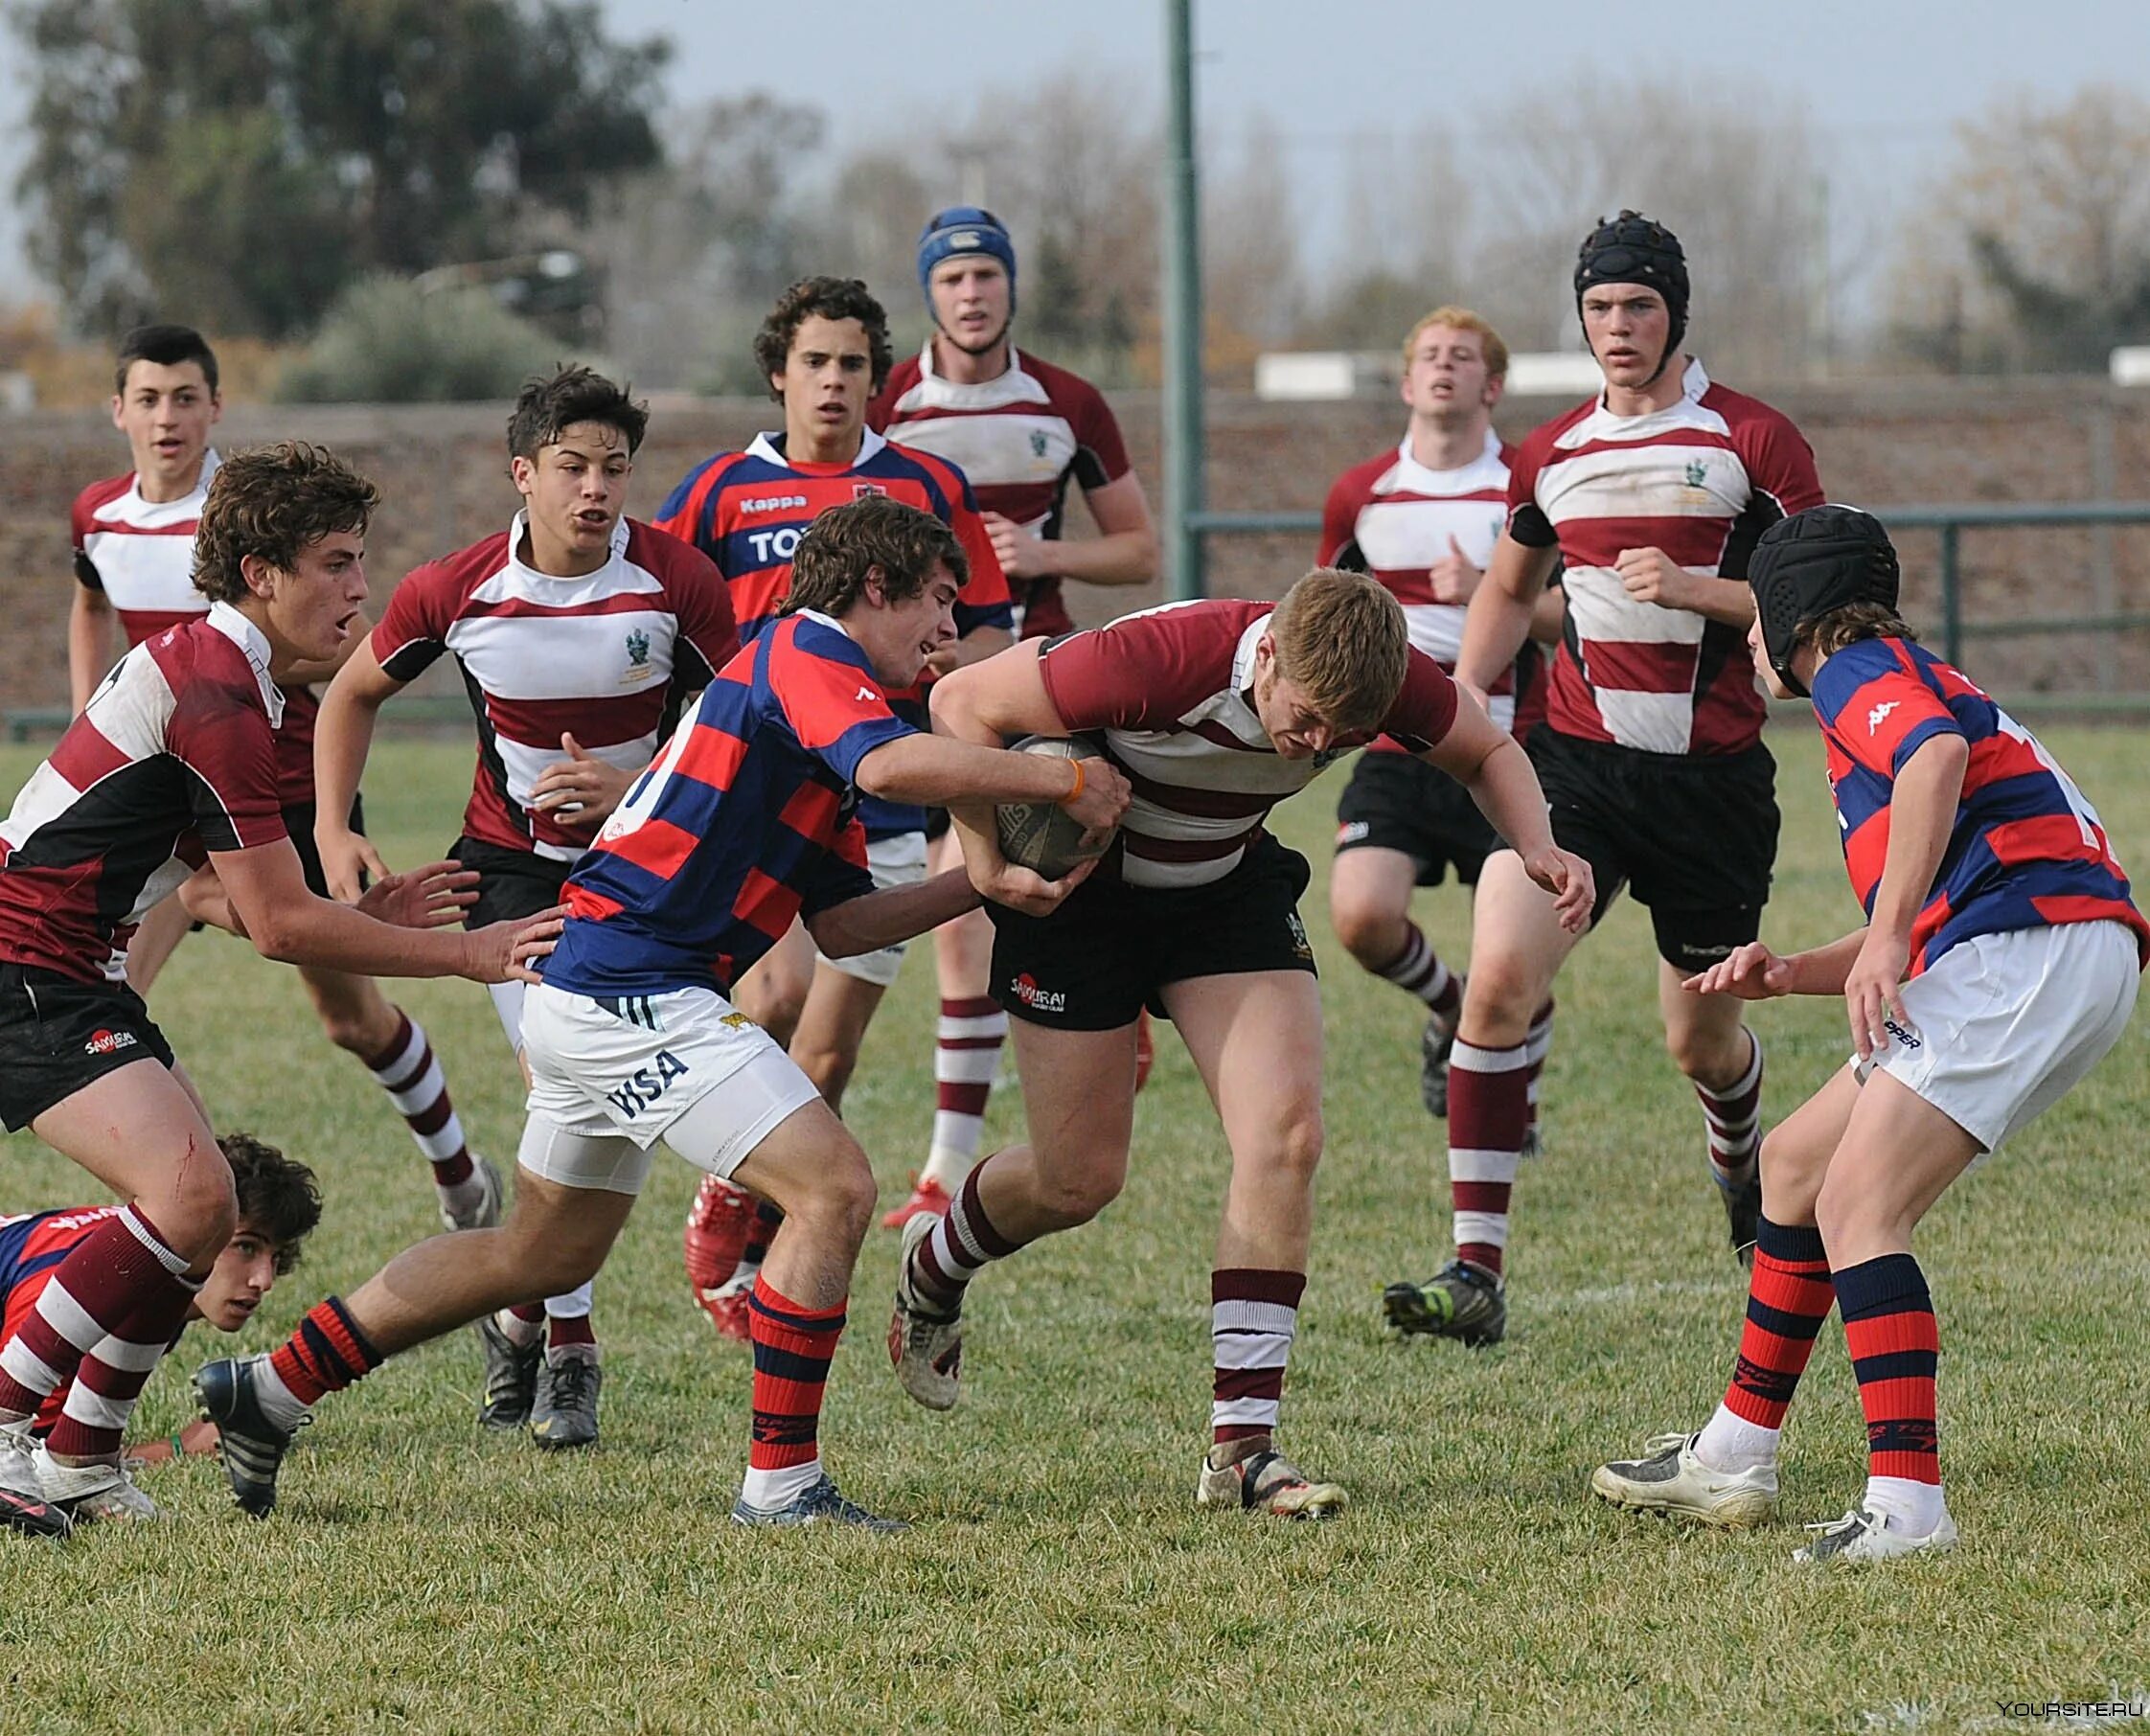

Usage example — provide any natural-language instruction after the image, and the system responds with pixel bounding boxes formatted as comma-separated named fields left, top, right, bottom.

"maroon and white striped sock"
left=363, top=1011, right=477, bottom=1200
left=1698, top=1031, right=1764, bottom=1189
left=1522, top=999, right=1555, bottom=1141
left=1448, top=1038, right=1531, bottom=1278
left=0, top=1205, right=197, bottom=1422
left=498, top=1302, right=546, bottom=1349
left=1376, top=922, right=1461, bottom=1023
left=906, top=1164, right=1023, bottom=1313
left=923, top=996, right=1007, bottom=1190
left=1211, top=1268, right=1305, bottom=1445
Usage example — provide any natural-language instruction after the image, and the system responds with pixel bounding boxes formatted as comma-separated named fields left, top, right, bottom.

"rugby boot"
left=1383, top=1258, right=1506, bottom=1345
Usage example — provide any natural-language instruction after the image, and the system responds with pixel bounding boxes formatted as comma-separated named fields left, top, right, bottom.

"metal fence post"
left=1161, top=0, right=1205, bottom=601
left=1938, top=521, right=1962, bottom=669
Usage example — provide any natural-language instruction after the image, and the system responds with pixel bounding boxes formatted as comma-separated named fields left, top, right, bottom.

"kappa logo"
left=605, top=1049, right=690, bottom=1120
left=856, top=685, right=880, bottom=703
left=1882, top=1016, right=1923, bottom=1052
left=1866, top=699, right=1899, bottom=735
left=739, top=493, right=808, bottom=513
left=1008, top=971, right=1067, bottom=1015
left=83, top=1028, right=138, bottom=1057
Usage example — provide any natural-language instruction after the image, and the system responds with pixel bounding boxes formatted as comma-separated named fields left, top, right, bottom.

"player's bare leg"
left=891, top=1021, right=1139, bottom=1409
left=1165, top=970, right=1345, bottom=1518
left=893, top=828, right=1007, bottom=1227
left=1330, top=844, right=1464, bottom=1115
left=122, top=889, right=196, bottom=994
left=1385, top=849, right=1577, bottom=1342
left=1658, top=960, right=1767, bottom=1262
left=733, top=920, right=815, bottom=1049
left=3, top=1061, right=234, bottom=1522
left=789, top=962, right=888, bottom=1111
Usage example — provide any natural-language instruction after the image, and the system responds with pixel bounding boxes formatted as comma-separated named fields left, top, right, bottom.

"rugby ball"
left=995, top=734, right=1116, bottom=879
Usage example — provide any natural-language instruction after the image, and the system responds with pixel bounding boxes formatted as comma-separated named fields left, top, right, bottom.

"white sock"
left=1864, top=1474, right=1946, bottom=1536
left=919, top=1142, right=973, bottom=1192
left=1692, top=1403, right=1779, bottom=1473
left=495, top=1308, right=544, bottom=1348
left=740, top=1455, right=822, bottom=1512
left=251, top=1356, right=311, bottom=1432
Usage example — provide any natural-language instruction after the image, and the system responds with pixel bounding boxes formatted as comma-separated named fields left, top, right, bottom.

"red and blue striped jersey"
left=542, top=612, right=915, bottom=997
left=1813, top=637, right=2149, bottom=977
left=0, top=1206, right=125, bottom=1430
left=654, top=428, right=1011, bottom=838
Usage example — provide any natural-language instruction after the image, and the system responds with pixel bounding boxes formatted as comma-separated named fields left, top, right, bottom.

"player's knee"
left=1035, top=1158, right=1124, bottom=1226
left=1458, top=953, right=1538, bottom=1040
left=1328, top=894, right=1398, bottom=968
left=313, top=1003, right=378, bottom=1056
left=1664, top=1023, right=1746, bottom=1085
left=1811, top=1169, right=1874, bottom=1250
left=791, top=1041, right=857, bottom=1106
left=788, top=1149, right=879, bottom=1247
left=1757, top=1124, right=1827, bottom=1223
left=171, top=1146, right=240, bottom=1258
left=1257, top=1107, right=1325, bottom=1186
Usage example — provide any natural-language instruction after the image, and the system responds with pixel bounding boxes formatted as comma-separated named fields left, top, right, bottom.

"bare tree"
left=1205, top=111, right=1306, bottom=359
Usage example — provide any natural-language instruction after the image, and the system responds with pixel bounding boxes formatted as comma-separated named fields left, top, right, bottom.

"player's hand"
left=464, top=905, right=568, bottom=985
left=983, top=511, right=1049, bottom=579
left=1428, top=535, right=1483, bottom=605
left=975, top=854, right=1101, bottom=918
left=1614, top=547, right=1700, bottom=611
left=1521, top=846, right=1595, bottom=934
left=920, top=644, right=967, bottom=680
left=1061, top=757, right=1131, bottom=832
left=355, top=860, right=479, bottom=931
left=1844, top=927, right=1911, bottom=1061
left=317, top=826, right=390, bottom=904
left=1682, top=941, right=1795, bottom=1000
left=531, top=733, right=636, bottom=831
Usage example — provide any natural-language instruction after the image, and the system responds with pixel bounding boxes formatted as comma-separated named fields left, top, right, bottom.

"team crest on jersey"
left=854, top=483, right=888, bottom=499
left=1684, top=458, right=1709, bottom=491
left=621, top=627, right=653, bottom=684
left=1030, top=429, right=1049, bottom=458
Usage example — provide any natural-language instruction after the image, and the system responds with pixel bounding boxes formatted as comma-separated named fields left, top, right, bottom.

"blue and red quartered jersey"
left=541, top=612, right=917, bottom=997
left=1813, top=636, right=2150, bottom=977
left=653, top=428, right=1013, bottom=838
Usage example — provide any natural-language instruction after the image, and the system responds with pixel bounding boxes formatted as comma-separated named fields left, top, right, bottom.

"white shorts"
left=516, top=980, right=822, bottom=1194
left=1857, top=919, right=2139, bottom=1154
left=814, top=830, right=928, bottom=988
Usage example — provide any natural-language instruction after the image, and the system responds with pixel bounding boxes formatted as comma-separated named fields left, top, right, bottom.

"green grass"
left=2, top=728, right=2146, bottom=1734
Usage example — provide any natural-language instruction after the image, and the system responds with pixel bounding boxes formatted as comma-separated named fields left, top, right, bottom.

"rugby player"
left=0, top=1133, right=319, bottom=1523
left=1590, top=507, right=2143, bottom=1562
left=0, top=442, right=560, bottom=1535
left=903, top=570, right=1593, bottom=1518
left=1320, top=307, right=1563, bottom=1131
left=65, top=325, right=486, bottom=1236
left=656, top=277, right=1012, bottom=1336
left=869, top=208, right=1159, bottom=1225
left=1384, top=214, right=1826, bottom=1347
left=312, top=366, right=738, bottom=1447
left=194, top=496, right=1129, bottom=1531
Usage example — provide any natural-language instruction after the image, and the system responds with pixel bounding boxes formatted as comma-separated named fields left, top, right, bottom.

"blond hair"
left=1402, top=306, right=1509, bottom=381
left=1269, top=569, right=1410, bottom=733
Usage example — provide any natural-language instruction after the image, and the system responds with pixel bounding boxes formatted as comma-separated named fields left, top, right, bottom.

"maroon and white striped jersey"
left=372, top=515, right=737, bottom=863
left=1320, top=429, right=1523, bottom=730
left=1507, top=360, right=1822, bottom=757
left=869, top=346, right=1132, bottom=640
left=1037, top=599, right=1459, bottom=889
left=70, top=452, right=319, bottom=806
left=0, top=604, right=288, bottom=983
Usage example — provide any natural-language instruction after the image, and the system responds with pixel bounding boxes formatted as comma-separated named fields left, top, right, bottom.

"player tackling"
left=904, top=570, right=1593, bottom=1517
left=1590, top=506, right=2144, bottom=1563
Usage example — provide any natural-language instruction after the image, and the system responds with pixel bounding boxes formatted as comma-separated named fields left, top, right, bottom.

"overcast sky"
left=0, top=0, right=2139, bottom=301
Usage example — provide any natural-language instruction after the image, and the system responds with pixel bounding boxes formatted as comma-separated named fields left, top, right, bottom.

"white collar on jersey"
left=745, top=426, right=888, bottom=469
left=1560, top=358, right=1717, bottom=449
left=1229, top=610, right=1274, bottom=712
left=911, top=341, right=1049, bottom=409
left=110, top=447, right=222, bottom=526
left=204, top=600, right=287, bottom=726
left=1384, top=425, right=1504, bottom=495
left=507, top=508, right=629, bottom=578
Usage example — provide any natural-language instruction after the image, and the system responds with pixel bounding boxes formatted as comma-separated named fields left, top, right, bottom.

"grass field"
left=2, top=724, right=2146, bottom=1735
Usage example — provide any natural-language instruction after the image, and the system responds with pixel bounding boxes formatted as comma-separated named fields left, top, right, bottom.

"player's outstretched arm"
left=1455, top=534, right=1558, bottom=699
left=209, top=838, right=560, bottom=984
left=1417, top=689, right=1593, bottom=932
left=313, top=635, right=405, bottom=900
left=806, top=867, right=985, bottom=960
left=180, top=859, right=478, bottom=940
left=1684, top=930, right=1866, bottom=1000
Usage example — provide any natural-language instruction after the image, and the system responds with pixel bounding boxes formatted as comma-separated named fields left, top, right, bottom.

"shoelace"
left=1802, top=1508, right=1872, bottom=1538
left=1639, top=1432, right=1693, bottom=1457
left=546, top=1359, right=595, bottom=1409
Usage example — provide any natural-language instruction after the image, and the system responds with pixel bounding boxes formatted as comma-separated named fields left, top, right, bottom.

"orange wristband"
left=1057, top=757, right=1086, bottom=808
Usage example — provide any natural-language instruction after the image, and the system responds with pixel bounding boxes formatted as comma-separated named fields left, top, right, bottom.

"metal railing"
left=1186, top=500, right=2150, bottom=706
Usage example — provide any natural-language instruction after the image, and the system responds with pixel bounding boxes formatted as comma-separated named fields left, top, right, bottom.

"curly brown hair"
left=782, top=494, right=968, bottom=618
left=192, top=442, right=380, bottom=605
left=752, top=276, right=894, bottom=400
left=218, top=1132, right=322, bottom=1275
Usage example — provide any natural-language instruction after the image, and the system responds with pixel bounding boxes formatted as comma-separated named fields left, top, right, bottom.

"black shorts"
left=449, top=835, right=574, bottom=927
left=924, top=806, right=951, bottom=844
left=1333, top=751, right=1499, bottom=888
left=987, top=834, right=1317, bottom=1031
left=281, top=796, right=366, bottom=900
left=0, top=965, right=176, bottom=1132
left=1528, top=726, right=1779, bottom=975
